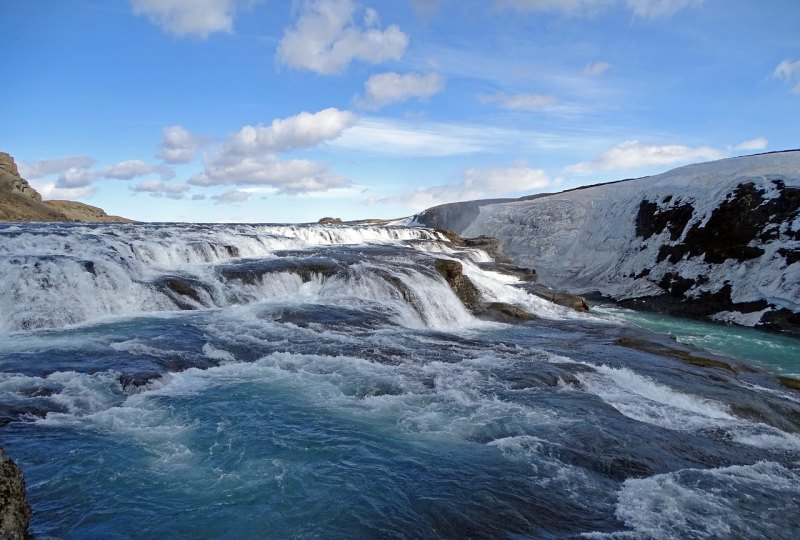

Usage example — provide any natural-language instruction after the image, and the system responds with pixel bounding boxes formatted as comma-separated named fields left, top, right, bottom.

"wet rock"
left=0, top=447, right=31, bottom=540
left=778, top=376, right=800, bottom=391
left=477, top=302, right=536, bottom=323
left=434, top=259, right=482, bottom=312
left=516, top=283, right=590, bottom=312
left=217, top=257, right=343, bottom=285
left=118, top=372, right=161, bottom=391
left=615, top=334, right=739, bottom=373
left=156, top=276, right=215, bottom=309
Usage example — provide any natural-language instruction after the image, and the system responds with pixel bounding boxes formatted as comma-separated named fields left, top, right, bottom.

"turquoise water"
left=594, top=305, right=800, bottom=377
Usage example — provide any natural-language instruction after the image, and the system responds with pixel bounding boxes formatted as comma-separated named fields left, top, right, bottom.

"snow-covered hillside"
left=417, top=151, right=800, bottom=333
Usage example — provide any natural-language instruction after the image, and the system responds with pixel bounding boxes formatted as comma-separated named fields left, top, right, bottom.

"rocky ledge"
left=0, top=151, right=131, bottom=223
left=0, top=448, right=31, bottom=540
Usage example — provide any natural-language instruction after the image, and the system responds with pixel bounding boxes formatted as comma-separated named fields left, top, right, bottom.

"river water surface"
left=1, top=223, right=799, bottom=539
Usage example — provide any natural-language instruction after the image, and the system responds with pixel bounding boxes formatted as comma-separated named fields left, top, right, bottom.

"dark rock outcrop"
left=434, top=259, right=482, bottom=312
left=0, top=448, right=31, bottom=540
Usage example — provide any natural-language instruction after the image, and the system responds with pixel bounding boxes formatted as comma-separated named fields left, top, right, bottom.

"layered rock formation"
left=415, top=151, right=800, bottom=334
left=0, top=151, right=131, bottom=223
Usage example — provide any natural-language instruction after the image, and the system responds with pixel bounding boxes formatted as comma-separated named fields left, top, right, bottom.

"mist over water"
left=1, top=223, right=799, bottom=539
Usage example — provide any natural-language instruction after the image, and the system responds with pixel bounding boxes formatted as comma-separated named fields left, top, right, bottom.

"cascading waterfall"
left=2, top=222, right=800, bottom=539
left=0, top=223, right=493, bottom=331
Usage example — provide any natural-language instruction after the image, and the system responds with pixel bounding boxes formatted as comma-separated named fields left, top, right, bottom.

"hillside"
left=0, top=151, right=131, bottom=223
left=414, top=151, right=800, bottom=334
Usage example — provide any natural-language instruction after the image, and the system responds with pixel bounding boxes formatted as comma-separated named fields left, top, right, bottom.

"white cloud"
left=773, top=59, right=800, bottom=95
left=131, top=179, right=191, bottom=199
left=480, top=92, right=558, bottom=111
left=190, top=155, right=349, bottom=194
left=378, top=160, right=558, bottom=210
left=159, top=125, right=201, bottom=164
left=584, top=61, right=610, bottom=76
left=101, top=160, right=173, bottom=180
left=355, top=72, right=445, bottom=110
left=189, top=108, right=355, bottom=194
left=332, top=117, right=580, bottom=157
left=192, top=194, right=207, bottom=201
left=19, top=156, right=96, bottom=179
left=566, top=140, right=725, bottom=173
left=129, top=0, right=238, bottom=38
left=131, top=179, right=167, bottom=193
left=276, top=0, right=408, bottom=74
left=58, top=167, right=97, bottom=188
left=733, top=137, right=768, bottom=152
left=775, top=59, right=800, bottom=80
left=213, top=189, right=252, bottom=204
left=224, top=108, right=356, bottom=155
left=30, top=181, right=96, bottom=200
left=494, top=0, right=703, bottom=18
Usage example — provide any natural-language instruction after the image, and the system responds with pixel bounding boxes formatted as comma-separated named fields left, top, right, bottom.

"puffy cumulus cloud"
left=480, top=92, right=558, bottom=111
left=101, top=160, right=174, bottom=180
left=566, top=140, right=725, bottom=174
left=733, top=137, right=768, bottom=152
left=773, top=59, right=800, bottom=94
left=129, top=0, right=238, bottom=38
left=19, top=156, right=96, bottom=179
left=213, top=189, right=252, bottom=204
left=276, top=0, right=408, bottom=74
left=130, top=180, right=191, bottom=199
left=159, top=125, right=201, bottom=164
left=355, top=72, right=445, bottom=110
left=224, top=108, right=357, bottom=156
left=31, top=182, right=96, bottom=200
left=187, top=108, right=356, bottom=195
left=494, top=0, right=703, bottom=18
left=190, top=154, right=349, bottom=194
left=378, top=160, right=557, bottom=211
left=584, top=61, right=610, bottom=76
left=58, top=167, right=97, bottom=188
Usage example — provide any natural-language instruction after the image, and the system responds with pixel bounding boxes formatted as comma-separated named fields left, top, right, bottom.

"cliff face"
left=0, top=151, right=131, bottom=223
left=415, top=151, right=800, bottom=334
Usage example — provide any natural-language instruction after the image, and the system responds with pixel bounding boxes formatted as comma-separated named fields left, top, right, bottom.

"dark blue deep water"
left=1, top=223, right=799, bottom=539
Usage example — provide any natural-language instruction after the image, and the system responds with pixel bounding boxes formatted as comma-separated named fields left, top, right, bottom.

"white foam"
left=577, top=364, right=800, bottom=451
left=615, top=461, right=800, bottom=539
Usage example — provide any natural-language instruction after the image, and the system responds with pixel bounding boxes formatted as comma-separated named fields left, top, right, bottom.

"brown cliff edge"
left=0, top=151, right=132, bottom=223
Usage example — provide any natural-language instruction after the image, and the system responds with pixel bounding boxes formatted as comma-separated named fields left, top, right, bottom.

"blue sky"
left=2, top=0, right=798, bottom=222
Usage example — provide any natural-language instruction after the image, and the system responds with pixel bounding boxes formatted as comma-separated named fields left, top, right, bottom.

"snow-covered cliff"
left=416, top=151, right=800, bottom=333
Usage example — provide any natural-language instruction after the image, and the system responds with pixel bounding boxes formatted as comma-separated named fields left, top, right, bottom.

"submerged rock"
left=0, top=448, right=31, bottom=540
left=517, top=283, right=590, bottom=312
